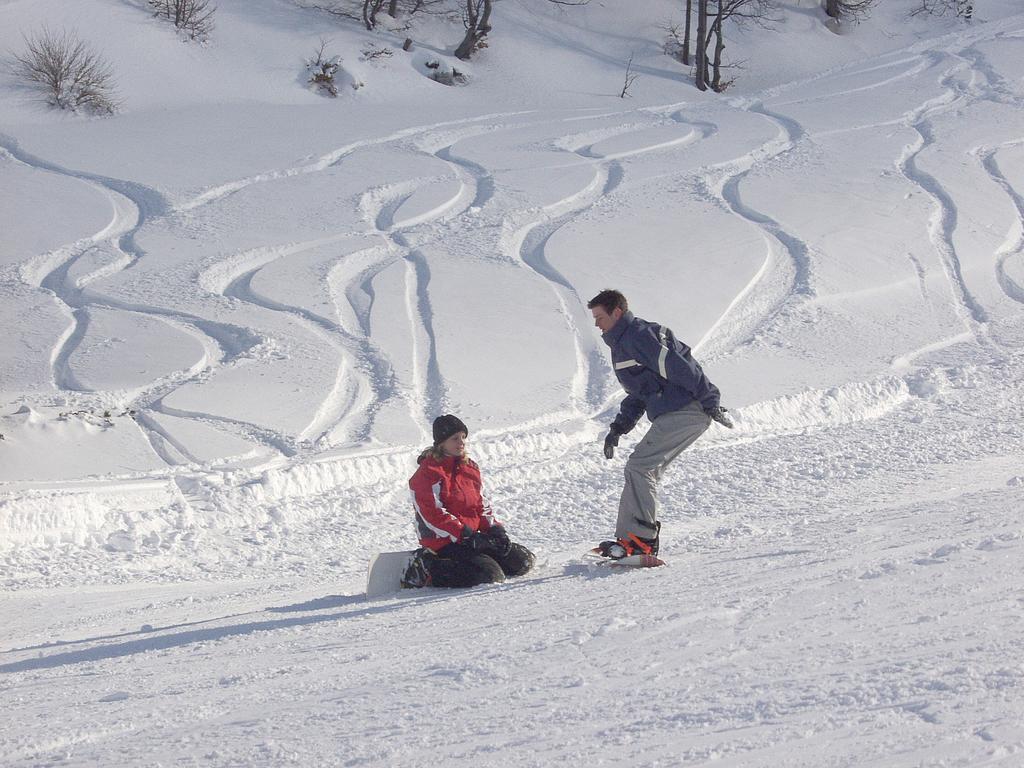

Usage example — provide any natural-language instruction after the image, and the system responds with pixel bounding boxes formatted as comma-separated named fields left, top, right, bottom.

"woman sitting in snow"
left=403, top=414, right=534, bottom=589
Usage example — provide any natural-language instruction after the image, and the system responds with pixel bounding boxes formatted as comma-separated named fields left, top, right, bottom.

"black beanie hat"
left=432, top=414, right=468, bottom=445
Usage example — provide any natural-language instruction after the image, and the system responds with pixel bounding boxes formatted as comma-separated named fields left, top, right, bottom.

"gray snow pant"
left=616, top=402, right=711, bottom=539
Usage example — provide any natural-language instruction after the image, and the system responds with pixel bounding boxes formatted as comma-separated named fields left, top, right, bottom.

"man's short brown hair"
left=587, top=289, right=628, bottom=315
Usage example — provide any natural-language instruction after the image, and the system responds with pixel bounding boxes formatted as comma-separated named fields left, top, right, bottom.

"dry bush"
left=360, top=44, right=394, bottom=62
left=149, top=0, right=216, bottom=40
left=909, top=0, right=973, bottom=19
left=306, top=38, right=363, bottom=95
left=306, top=38, right=342, bottom=96
left=11, top=27, right=118, bottom=114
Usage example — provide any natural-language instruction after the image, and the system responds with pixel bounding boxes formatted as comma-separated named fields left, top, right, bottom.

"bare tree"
left=619, top=53, right=639, bottom=98
left=696, top=0, right=774, bottom=92
left=149, top=0, right=216, bottom=40
left=682, top=0, right=694, bottom=64
left=825, top=0, right=878, bottom=23
left=454, top=0, right=492, bottom=60
left=11, top=27, right=118, bottom=114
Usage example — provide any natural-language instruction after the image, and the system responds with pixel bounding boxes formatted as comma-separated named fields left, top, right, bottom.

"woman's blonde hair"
left=417, top=445, right=477, bottom=467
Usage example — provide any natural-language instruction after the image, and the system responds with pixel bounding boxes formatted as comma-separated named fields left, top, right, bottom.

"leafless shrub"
left=306, top=38, right=342, bottom=96
left=11, top=27, right=118, bottom=114
left=361, top=43, right=394, bottom=61
left=149, top=0, right=216, bottom=40
left=404, top=0, right=451, bottom=15
left=663, top=21, right=689, bottom=65
left=909, top=0, right=973, bottom=20
left=295, top=1, right=362, bottom=24
left=296, top=0, right=450, bottom=30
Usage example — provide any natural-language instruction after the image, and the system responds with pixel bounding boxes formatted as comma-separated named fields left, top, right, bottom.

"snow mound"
left=0, top=407, right=164, bottom=483
left=718, top=377, right=913, bottom=440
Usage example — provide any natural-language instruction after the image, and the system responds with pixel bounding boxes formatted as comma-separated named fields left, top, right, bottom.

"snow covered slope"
left=1, top=0, right=1023, bottom=764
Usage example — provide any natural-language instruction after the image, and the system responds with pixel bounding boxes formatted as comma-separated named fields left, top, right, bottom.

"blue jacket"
left=603, top=311, right=720, bottom=434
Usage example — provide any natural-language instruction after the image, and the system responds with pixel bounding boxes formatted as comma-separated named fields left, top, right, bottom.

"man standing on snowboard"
left=588, top=289, right=734, bottom=560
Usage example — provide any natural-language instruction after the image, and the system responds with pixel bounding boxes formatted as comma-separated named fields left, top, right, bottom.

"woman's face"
left=440, top=431, right=467, bottom=458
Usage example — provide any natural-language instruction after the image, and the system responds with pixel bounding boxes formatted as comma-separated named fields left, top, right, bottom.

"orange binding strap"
left=625, top=533, right=652, bottom=555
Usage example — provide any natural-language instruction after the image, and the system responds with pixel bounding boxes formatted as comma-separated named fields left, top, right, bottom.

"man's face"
left=591, top=305, right=623, bottom=333
left=440, top=431, right=467, bottom=458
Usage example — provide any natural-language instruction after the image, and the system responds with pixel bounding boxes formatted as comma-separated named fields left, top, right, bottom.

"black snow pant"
left=424, top=541, right=535, bottom=588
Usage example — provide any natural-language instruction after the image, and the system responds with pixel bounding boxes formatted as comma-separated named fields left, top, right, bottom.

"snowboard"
left=366, top=550, right=417, bottom=599
left=588, top=551, right=666, bottom=568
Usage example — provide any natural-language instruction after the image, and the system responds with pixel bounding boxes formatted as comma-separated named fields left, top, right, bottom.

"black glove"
left=487, top=525, right=512, bottom=557
left=705, top=405, right=734, bottom=429
left=465, top=528, right=511, bottom=557
left=603, top=425, right=623, bottom=459
left=465, top=529, right=493, bottom=552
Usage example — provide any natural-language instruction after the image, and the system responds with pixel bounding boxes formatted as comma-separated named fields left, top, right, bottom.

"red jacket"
left=409, top=453, right=500, bottom=551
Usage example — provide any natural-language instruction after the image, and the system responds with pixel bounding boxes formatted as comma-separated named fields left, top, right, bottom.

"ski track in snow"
left=0, top=133, right=284, bottom=462
left=0, top=106, right=973, bottom=485
left=977, top=145, right=1024, bottom=305
left=689, top=100, right=814, bottom=361
left=486, top=106, right=724, bottom=417
left=403, top=248, right=448, bottom=426
left=902, top=53, right=990, bottom=325
left=6, top=88, right=933, bottom=475
left=174, top=110, right=537, bottom=213
left=957, top=39, right=1024, bottom=308
left=889, top=39, right=1024, bottom=363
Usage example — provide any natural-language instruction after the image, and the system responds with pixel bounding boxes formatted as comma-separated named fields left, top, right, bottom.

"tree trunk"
left=682, top=0, right=693, bottom=65
left=711, top=8, right=725, bottom=92
left=454, top=0, right=492, bottom=61
left=388, top=0, right=399, bottom=17
left=825, top=0, right=840, bottom=18
left=454, top=28, right=478, bottom=60
left=363, top=0, right=384, bottom=30
left=695, top=0, right=708, bottom=91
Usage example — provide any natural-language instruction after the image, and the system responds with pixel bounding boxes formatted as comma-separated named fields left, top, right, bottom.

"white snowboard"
left=588, top=552, right=666, bottom=568
left=366, top=550, right=417, bottom=599
left=606, top=553, right=665, bottom=567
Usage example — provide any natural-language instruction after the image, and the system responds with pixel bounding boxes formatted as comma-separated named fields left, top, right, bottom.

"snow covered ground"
left=2, top=0, right=1023, bottom=764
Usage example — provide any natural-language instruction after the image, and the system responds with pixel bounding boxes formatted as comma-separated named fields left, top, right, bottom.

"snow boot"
left=596, top=522, right=660, bottom=560
left=401, top=549, right=433, bottom=588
